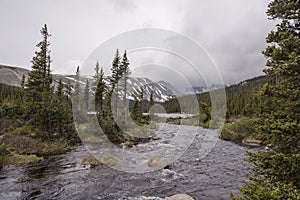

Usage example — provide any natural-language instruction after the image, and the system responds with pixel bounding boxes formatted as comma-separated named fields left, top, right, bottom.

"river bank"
left=0, top=126, right=79, bottom=167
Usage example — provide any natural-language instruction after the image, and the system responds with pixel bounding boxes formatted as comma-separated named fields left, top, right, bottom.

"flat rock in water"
left=166, top=194, right=194, bottom=200
left=147, top=156, right=169, bottom=169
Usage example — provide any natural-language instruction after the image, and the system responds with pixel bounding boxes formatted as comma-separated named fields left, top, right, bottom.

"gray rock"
left=166, top=194, right=194, bottom=200
left=147, top=156, right=169, bottom=169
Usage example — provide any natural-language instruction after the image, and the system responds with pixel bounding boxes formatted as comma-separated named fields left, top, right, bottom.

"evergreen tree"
left=119, top=51, right=131, bottom=125
left=65, top=80, right=72, bottom=102
left=73, top=66, right=80, bottom=111
left=138, top=87, right=144, bottom=114
left=259, top=0, right=300, bottom=153
left=131, top=87, right=144, bottom=122
left=110, top=49, right=121, bottom=116
left=110, top=49, right=121, bottom=89
left=95, top=67, right=106, bottom=119
left=54, top=79, right=76, bottom=139
left=104, top=90, right=113, bottom=119
left=93, top=61, right=100, bottom=80
left=0, top=25, right=78, bottom=143
left=25, top=24, right=54, bottom=136
left=233, top=1, right=300, bottom=198
left=55, top=80, right=64, bottom=136
left=83, top=80, right=90, bottom=111
left=131, top=97, right=139, bottom=121
left=17, top=75, right=26, bottom=105
left=149, top=90, right=154, bottom=109
left=41, top=56, right=54, bottom=135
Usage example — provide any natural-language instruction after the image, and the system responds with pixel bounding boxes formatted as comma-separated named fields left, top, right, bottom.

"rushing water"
left=143, top=113, right=197, bottom=118
left=0, top=124, right=257, bottom=200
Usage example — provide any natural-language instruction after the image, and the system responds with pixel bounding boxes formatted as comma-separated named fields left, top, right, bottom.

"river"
left=0, top=124, right=257, bottom=200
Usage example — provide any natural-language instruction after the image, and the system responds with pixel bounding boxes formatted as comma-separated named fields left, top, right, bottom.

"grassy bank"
left=0, top=126, right=78, bottom=168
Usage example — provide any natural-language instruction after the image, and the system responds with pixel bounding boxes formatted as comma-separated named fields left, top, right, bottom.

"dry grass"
left=1, top=132, right=70, bottom=156
left=3, top=154, right=43, bottom=166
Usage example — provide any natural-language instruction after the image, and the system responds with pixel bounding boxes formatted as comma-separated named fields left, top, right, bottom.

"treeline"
left=162, top=75, right=269, bottom=120
left=225, top=75, right=269, bottom=117
left=73, top=50, right=154, bottom=144
left=0, top=83, right=19, bottom=103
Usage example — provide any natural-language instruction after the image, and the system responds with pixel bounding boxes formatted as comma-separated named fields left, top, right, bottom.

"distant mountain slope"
left=0, top=65, right=30, bottom=87
left=0, top=65, right=178, bottom=102
left=56, top=76, right=179, bottom=102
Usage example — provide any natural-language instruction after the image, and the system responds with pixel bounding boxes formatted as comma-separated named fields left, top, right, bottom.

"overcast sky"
left=0, top=0, right=275, bottom=85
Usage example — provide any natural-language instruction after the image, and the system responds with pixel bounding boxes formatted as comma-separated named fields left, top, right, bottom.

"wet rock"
left=121, top=141, right=133, bottom=149
left=166, top=194, right=194, bottom=200
left=147, top=157, right=169, bottom=169
left=26, top=190, right=42, bottom=198
left=82, top=157, right=104, bottom=167
left=152, top=136, right=161, bottom=141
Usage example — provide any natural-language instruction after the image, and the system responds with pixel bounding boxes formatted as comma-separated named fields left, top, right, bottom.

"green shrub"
left=232, top=180, right=300, bottom=200
left=219, top=118, right=257, bottom=142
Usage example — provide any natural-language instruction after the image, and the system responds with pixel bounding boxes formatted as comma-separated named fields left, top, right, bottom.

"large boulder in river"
left=166, top=194, right=194, bottom=200
left=147, top=156, right=169, bottom=169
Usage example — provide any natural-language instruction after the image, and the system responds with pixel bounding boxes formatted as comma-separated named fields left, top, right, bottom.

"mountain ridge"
left=0, top=65, right=178, bottom=102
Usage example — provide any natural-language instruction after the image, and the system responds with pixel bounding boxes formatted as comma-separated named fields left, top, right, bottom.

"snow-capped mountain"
left=184, top=86, right=208, bottom=94
left=121, top=78, right=179, bottom=102
left=62, top=76, right=178, bottom=102
left=0, top=65, right=178, bottom=102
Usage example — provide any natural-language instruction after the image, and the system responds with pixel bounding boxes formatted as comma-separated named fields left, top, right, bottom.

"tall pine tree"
left=73, top=66, right=80, bottom=111
left=120, top=50, right=131, bottom=125
left=95, top=67, right=106, bottom=120
left=110, top=49, right=122, bottom=117
left=83, top=80, right=90, bottom=111
left=93, top=61, right=100, bottom=80
left=149, top=90, right=154, bottom=109
left=233, top=1, right=300, bottom=199
left=25, top=24, right=54, bottom=136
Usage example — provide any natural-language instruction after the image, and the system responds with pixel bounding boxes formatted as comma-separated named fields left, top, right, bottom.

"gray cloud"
left=179, top=0, right=275, bottom=84
left=0, top=0, right=275, bottom=85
